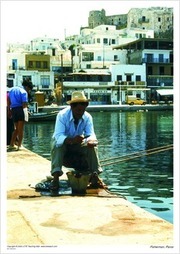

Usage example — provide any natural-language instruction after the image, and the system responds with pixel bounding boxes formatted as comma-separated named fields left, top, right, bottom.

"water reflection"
left=23, top=110, right=173, bottom=223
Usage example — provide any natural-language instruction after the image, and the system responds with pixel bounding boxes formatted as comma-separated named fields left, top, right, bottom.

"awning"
left=127, top=88, right=150, bottom=91
left=156, top=89, right=174, bottom=95
left=70, top=71, right=111, bottom=75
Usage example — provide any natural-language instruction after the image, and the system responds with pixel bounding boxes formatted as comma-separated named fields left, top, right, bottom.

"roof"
left=113, top=38, right=173, bottom=50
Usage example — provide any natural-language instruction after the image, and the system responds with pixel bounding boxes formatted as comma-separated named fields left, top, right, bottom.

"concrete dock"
left=5, top=147, right=175, bottom=253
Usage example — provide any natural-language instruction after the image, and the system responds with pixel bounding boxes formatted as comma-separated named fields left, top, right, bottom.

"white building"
left=110, top=64, right=149, bottom=103
left=71, top=24, right=154, bottom=70
left=30, top=36, right=62, bottom=52
left=6, top=26, right=154, bottom=104
left=7, top=70, right=54, bottom=92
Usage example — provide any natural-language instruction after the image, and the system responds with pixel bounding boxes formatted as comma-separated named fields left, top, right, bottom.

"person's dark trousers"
left=7, top=117, right=14, bottom=145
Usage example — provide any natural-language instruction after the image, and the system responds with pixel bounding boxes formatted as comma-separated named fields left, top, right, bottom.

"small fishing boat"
left=29, top=111, right=59, bottom=122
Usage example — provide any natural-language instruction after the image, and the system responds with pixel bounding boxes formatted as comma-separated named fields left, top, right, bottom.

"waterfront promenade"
left=5, top=147, right=174, bottom=252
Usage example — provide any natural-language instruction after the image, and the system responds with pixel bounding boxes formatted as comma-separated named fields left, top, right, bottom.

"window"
left=103, top=38, right=108, bottom=44
left=158, top=17, right=161, bottom=22
left=112, top=39, right=116, bottom=44
left=126, top=75, right=132, bottom=82
left=136, top=75, right=141, bottom=81
left=159, top=66, right=164, bottom=75
left=97, top=38, right=100, bottom=43
left=7, top=79, right=13, bottom=87
left=147, top=66, right=153, bottom=75
left=23, top=76, right=31, bottom=81
left=82, top=52, right=94, bottom=61
left=52, top=48, right=56, bottom=56
left=12, top=59, right=17, bottom=70
left=117, top=75, right=122, bottom=81
left=171, top=67, right=173, bottom=76
left=145, top=53, right=153, bottom=62
left=43, top=61, right=48, bottom=68
left=170, top=53, right=173, bottom=63
left=114, top=55, right=118, bottom=61
left=41, top=75, right=50, bottom=88
left=7, top=74, right=15, bottom=79
left=97, top=56, right=101, bottom=61
left=36, top=61, right=41, bottom=68
left=159, top=54, right=164, bottom=63
left=142, top=16, right=146, bottom=22
left=28, top=61, right=33, bottom=68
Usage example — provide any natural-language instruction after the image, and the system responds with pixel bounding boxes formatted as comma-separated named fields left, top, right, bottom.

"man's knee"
left=63, top=152, right=88, bottom=170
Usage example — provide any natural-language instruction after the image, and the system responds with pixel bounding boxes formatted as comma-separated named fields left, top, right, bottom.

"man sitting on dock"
left=50, top=91, right=105, bottom=191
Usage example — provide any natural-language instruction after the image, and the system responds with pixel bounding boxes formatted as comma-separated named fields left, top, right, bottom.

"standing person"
left=50, top=91, right=105, bottom=190
left=7, top=90, right=14, bottom=146
left=7, top=79, right=33, bottom=152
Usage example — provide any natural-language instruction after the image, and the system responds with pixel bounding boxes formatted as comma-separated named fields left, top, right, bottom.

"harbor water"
left=23, top=110, right=173, bottom=223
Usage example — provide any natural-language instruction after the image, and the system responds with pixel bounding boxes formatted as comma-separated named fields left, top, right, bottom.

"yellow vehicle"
left=126, top=96, right=146, bottom=105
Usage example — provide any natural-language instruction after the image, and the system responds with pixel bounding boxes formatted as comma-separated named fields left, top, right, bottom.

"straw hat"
left=66, top=91, right=90, bottom=104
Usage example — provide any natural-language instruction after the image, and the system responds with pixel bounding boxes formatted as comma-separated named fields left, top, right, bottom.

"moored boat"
left=28, top=111, right=58, bottom=122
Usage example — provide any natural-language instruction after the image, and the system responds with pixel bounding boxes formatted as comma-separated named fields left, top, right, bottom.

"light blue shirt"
left=9, top=86, right=28, bottom=108
left=52, top=106, right=97, bottom=146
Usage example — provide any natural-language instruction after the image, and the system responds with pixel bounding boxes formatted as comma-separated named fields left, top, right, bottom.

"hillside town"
left=6, top=7, right=173, bottom=106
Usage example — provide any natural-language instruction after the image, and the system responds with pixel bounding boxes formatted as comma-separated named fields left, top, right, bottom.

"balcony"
left=8, top=66, right=26, bottom=71
left=142, top=58, right=170, bottom=64
left=116, top=81, right=146, bottom=87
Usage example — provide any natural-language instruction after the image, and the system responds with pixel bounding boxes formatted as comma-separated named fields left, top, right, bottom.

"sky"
left=1, top=0, right=178, bottom=44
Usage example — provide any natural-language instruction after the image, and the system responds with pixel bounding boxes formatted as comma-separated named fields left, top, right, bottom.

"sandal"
left=87, top=173, right=108, bottom=189
left=49, top=180, right=59, bottom=191
left=7, top=145, right=18, bottom=152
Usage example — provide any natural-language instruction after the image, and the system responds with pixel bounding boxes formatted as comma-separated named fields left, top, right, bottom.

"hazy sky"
left=1, top=0, right=177, bottom=44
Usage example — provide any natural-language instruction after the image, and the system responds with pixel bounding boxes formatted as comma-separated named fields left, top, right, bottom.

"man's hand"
left=65, top=135, right=84, bottom=145
left=73, top=135, right=84, bottom=144
left=87, top=140, right=98, bottom=148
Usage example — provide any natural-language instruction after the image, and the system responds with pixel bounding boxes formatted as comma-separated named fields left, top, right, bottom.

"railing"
left=115, top=81, right=146, bottom=86
left=142, top=58, right=170, bottom=63
left=63, top=81, right=115, bottom=87
left=7, top=66, right=26, bottom=71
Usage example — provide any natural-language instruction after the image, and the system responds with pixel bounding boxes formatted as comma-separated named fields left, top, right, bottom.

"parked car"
left=126, top=96, right=146, bottom=105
